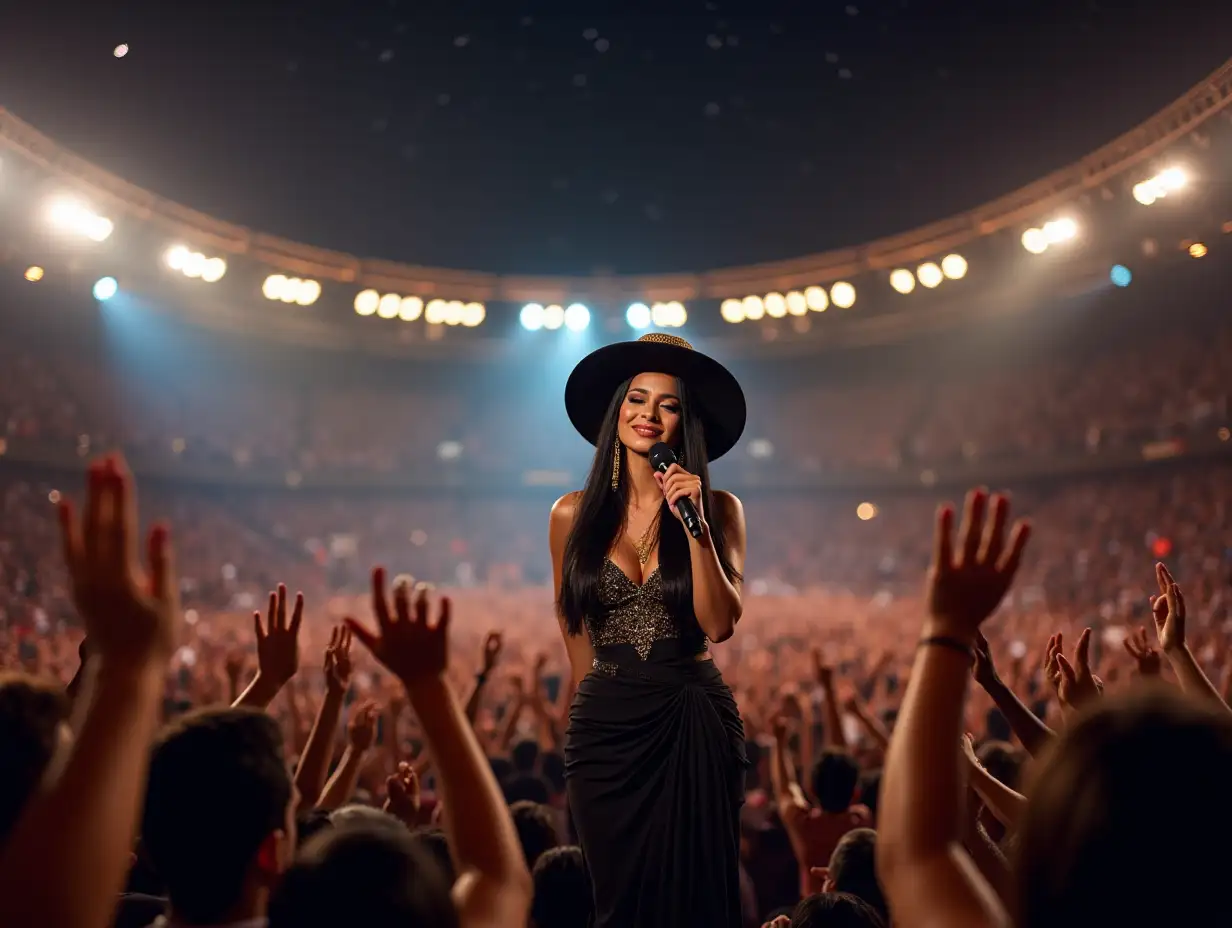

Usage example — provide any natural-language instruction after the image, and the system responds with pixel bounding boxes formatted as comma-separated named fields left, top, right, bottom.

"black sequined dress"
left=565, top=559, right=747, bottom=928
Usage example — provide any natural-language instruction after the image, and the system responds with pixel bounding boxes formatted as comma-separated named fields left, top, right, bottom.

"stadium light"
left=917, top=263, right=943, bottom=289
left=889, top=269, right=916, bottom=294
left=165, top=245, right=226, bottom=283
left=542, top=304, right=565, bottom=330
left=24, top=266, right=44, bottom=282
left=785, top=291, right=808, bottom=316
left=47, top=197, right=114, bottom=242
left=764, top=292, right=787, bottom=318
left=743, top=295, right=765, bottom=320
left=719, top=299, right=744, bottom=323
left=425, top=299, right=447, bottom=324
left=354, top=289, right=379, bottom=316
left=564, top=303, right=590, bottom=331
left=830, top=282, right=856, bottom=309
left=92, top=276, right=118, bottom=301
left=1023, top=218, right=1078, bottom=254
left=401, top=297, right=425, bottom=321
left=627, top=302, right=652, bottom=329
left=460, top=302, right=485, bottom=327
left=262, top=274, right=321, bottom=305
left=1132, top=166, right=1187, bottom=206
left=651, top=301, right=687, bottom=327
left=804, top=286, right=828, bottom=312
left=1190, top=242, right=1208, bottom=258
left=941, top=254, right=968, bottom=279
left=520, top=303, right=545, bottom=330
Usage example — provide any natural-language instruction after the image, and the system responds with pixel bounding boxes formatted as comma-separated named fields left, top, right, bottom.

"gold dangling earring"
left=610, top=437, right=622, bottom=491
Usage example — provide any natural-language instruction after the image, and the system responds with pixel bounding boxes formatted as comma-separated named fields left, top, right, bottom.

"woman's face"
left=617, top=372, right=682, bottom=455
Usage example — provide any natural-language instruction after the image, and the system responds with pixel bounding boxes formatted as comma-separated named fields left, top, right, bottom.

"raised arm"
left=813, top=649, right=848, bottom=750
left=294, top=625, right=351, bottom=809
left=550, top=493, right=595, bottom=685
left=463, top=631, right=502, bottom=725
left=971, top=632, right=1054, bottom=756
left=233, top=584, right=303, bottom=710
left=316, top=699, right=379, bottom=809
left=0, top=455, right=176, bottom=928
left=877, top=489, right=1029, bottom=928
left=347, top=571, right=531, bottom=928
left=1150, top=563, right=1228, bottom=710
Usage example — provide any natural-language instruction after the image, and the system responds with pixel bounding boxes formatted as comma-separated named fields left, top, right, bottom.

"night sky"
left=2, top=1, right=1229, bottom=276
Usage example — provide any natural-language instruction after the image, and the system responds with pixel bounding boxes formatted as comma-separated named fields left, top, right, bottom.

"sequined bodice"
left=583, top=559, right=709, bottom=661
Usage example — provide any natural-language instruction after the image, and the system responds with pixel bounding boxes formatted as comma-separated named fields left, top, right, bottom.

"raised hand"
left=324, top=625, right=354, bottom=696
left=384, top=761, right=421, bottom=826
left=1123, top=627, right=1162, bottom=677
left=481, top=631, right=503, bottom=674
left=971, top=631, right=1000, bottom=689
left=812, top=647, right=834, bottom=688
left=346, top=568, right=450, bottom=689
left=926, top=489, right=1030, bottom=640
left=254, top=584, right=303, bottom=687
left=347, top=699, right=380, bottom=751
left=224, top=649, right=246, bottom=685
left=1047, top=628, right=1102, bottom=712
left=57, top=454, right=177, bottom=670
left=1150, top=562, right=1186, bottom=654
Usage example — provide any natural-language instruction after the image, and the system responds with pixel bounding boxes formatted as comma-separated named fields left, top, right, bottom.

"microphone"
left=649, top=442, right=705, bottom=540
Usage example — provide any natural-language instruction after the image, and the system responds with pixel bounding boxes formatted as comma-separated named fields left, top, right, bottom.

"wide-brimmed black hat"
left=565, top=333, right=746, bottom=461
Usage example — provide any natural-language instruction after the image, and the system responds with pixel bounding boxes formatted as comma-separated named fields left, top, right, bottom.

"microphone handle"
left=675, top=498, right=705, bottom=539
left=653, top=456, right=705, bottom=539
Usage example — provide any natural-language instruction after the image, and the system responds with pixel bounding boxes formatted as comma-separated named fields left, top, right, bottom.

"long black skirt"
left=565, top=640, right=747, bottom=928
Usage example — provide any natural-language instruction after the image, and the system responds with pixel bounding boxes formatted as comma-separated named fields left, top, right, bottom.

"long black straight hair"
left=558, top=376, right=741, bottom=636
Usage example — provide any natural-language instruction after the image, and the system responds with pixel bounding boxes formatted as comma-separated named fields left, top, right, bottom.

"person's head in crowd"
left=790, top=891, right=886, bottom=927
left=410, top=827, right=456, bottom=885
left=977, top=739, right=1024, bottom=791
left=329, top=803, right=404, bottom=832
left=0, top=674, right=68, bottom=846
left=510, top=799, right=560, bottom=869
left=824, top=828, right=887, bottom=923
left=1017, top=686, right=1232, bottom=928
left=511, top=737, right=540, bottom=774
left=540, top=750, right=567, bottom=796
left=296, top=809, right=334, bottom=849
left=811, top=749, right=860, bottom=814
left=142, top=707, right=296, bottom=926
left=489, top=756, right=514, bottom=783
left=857, top=769, right=881, bottom=821
left=505, top=771, right=552, bottom=805
left=530, top=845, right=592, bottom=928
left=268, top=821, right=458, bottom=928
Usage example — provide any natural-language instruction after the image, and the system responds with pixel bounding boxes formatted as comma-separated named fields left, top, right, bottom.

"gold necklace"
left=632, top=511, right=661, bottom=566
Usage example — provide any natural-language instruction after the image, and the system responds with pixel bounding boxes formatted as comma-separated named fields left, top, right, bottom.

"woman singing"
left=550, top=332, right=749, bottom=928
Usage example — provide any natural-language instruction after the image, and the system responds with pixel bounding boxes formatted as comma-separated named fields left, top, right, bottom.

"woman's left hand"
left=655, top=463, right=703, bottom=528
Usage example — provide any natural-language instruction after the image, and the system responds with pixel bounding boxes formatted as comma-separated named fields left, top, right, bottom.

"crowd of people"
left=1, top=270, right=1231, bottom=925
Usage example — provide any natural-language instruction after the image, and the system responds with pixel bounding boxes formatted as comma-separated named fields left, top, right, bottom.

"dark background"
left=2, top=0, right=1229, bottom=275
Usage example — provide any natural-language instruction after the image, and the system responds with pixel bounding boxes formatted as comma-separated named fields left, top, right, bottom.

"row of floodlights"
left=720, top=283, right=852, bottom=323
left=889, top=254, right=968, bottom=293
left=354, top=290, right=487, bottom=326
left=262, top=275, right=322, bottom=305
left=47, top=198, right=114, bottom=243
left=1132, top=167, right=1187, bottom=206
left=1021, top=217, right=1079, bottom=255
left=164, top=246, right=227, bottom=282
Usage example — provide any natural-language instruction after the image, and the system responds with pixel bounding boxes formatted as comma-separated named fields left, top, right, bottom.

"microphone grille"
left=648, top=442, right=675, bottom=470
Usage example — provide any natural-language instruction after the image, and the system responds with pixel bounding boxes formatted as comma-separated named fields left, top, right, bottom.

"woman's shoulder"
left=551, top=491, right=583, bottom=520
left=549, top=492, right=584, bottom=541
left=711, top=489, right=744, bottom=520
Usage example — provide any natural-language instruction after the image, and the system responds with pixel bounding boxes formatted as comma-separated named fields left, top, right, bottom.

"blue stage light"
left=93, top=276, right=118, bottom=301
